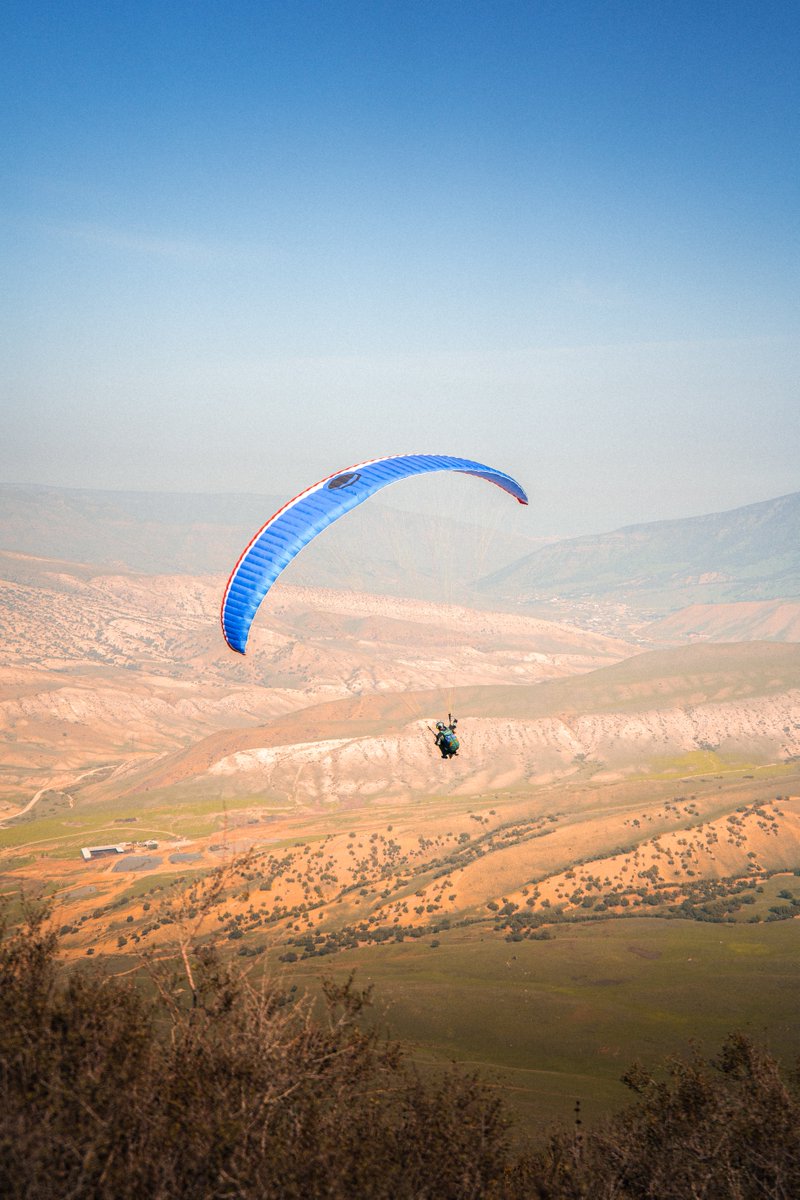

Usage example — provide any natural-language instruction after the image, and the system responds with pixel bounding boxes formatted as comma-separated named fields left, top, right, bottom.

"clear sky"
left=2, top=0, right=798, bottom=535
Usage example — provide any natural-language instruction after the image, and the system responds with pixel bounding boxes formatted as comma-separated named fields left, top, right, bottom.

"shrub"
left=0, top=910, right=514, bottom=1199
left=513, top=1033, right=800, bottom=1198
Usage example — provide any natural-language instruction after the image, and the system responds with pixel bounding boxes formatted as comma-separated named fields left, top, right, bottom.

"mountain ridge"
left=4, top=483, right=799, bottom=614
left=0, top=482, right=540, bottom=598
left=478, top=490, right=800, bottom=610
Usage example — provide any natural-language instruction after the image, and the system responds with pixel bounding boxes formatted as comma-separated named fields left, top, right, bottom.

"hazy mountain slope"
left=7, top=483, right=799, bottom=615
left=237, top=641, right=800, bottom=734
left=0, top=486, right=268, bottom=574
left=0, top=483, right=541, bottom=600
left=479, top=491, right=800, bottom=610
left=646, top=600, right=800, bottom=643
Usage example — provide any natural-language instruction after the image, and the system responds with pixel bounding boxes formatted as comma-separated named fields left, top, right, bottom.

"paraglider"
left=220, top=453, right=528, bottom=655
left=433, top=715, right=459, bottom=760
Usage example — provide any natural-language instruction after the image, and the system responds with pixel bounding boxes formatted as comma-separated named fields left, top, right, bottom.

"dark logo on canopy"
left=327, top=471, right=362, bottom=490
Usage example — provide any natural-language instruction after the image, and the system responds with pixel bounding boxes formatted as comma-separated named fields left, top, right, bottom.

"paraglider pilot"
left=434, top=715, right=459, bottom=759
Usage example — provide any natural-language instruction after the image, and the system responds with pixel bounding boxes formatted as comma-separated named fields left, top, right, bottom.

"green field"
left=277, top=916, right=800, bottom=1134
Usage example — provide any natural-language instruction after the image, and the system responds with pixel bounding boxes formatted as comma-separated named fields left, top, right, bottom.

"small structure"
left=81, top=844, right=128, bottom=861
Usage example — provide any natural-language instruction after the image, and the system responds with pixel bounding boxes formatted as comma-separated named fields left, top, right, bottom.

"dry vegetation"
left=18, top=779, right=795, bottom=966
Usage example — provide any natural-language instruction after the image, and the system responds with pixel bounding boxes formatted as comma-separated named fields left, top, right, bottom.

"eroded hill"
left=3, top=574, right=800, bottom=1128
left=60, top=641, right=800, bottom=808
left=0, top=551, right=635, bottom=808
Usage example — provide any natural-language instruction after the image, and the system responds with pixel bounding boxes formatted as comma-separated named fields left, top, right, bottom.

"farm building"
left=80, top=844, right=128, bottom=861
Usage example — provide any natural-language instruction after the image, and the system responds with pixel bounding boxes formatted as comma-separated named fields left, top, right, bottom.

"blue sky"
left=2, top=0, right=798, bottom=534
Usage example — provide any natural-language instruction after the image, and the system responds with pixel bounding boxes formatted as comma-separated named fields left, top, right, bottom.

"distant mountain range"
left=1, top=484, right=798, bottom=614
left=478, top=491, right=800, bottom=612
left=0, top=483, right=540, bottom=600
left=0, top=485, right=295, bottom=574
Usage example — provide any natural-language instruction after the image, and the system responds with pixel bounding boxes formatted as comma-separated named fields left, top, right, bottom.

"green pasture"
left=0, top=788, right=294, bottom=856
left=0, top=813, right=106, bottom=852
left=113, top=791, right=301, bottom=840
left=0, top=854, right=38, bottom=872
left=111, top=871, right=201, bottom=901
left=0, top=816, right=178, bottom=859
left=279, top=916, right=800, bottom=1134
left=647, top=749, right=754, bottom=778
left=645, top=752, right=799, bottom=783
left=738, top=871, right=800, bottom=919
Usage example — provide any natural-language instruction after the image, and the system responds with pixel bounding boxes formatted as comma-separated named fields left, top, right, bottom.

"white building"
left=80, top=844, right=128, bottom=861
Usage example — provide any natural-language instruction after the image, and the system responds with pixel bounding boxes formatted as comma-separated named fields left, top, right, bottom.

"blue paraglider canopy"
left=220, top=453, right=528, bottom=654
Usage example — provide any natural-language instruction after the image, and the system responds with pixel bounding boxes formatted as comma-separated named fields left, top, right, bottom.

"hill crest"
left=479, top=491, right=800, bottom=610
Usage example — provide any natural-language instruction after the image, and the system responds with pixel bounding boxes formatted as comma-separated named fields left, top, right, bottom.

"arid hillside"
left=0, top=550, right=635, bottom=809
left=2, top=551, right=799, bottom=1129
left=646, top=599, right=800, bottom=643
left=52, top=641, right=800, bottom=809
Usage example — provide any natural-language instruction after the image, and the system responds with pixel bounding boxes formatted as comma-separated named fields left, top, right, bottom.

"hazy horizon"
left=1, top=471, right=796, bottom=545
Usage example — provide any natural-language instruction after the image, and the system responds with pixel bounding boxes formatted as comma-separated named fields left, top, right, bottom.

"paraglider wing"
left=220, top=453, right=528, bottom=654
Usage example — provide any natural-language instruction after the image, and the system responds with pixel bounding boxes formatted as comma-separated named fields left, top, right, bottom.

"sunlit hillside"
left=0, top=549, right=635, bottom=808
left=2, top=581, right=799, bottom=1125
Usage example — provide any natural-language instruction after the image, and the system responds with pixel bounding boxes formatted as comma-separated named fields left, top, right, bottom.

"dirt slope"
left=647, top=600, right=800, bottom=643
left=75, top=642, right=800, bottom=805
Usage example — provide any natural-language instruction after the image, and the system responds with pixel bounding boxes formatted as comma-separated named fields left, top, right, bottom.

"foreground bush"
left=2, top=911, right=799, bottom=1198
left=518, top=1032, right=800, bottom=1199
left=0, top=912, right=512, bottom=1199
